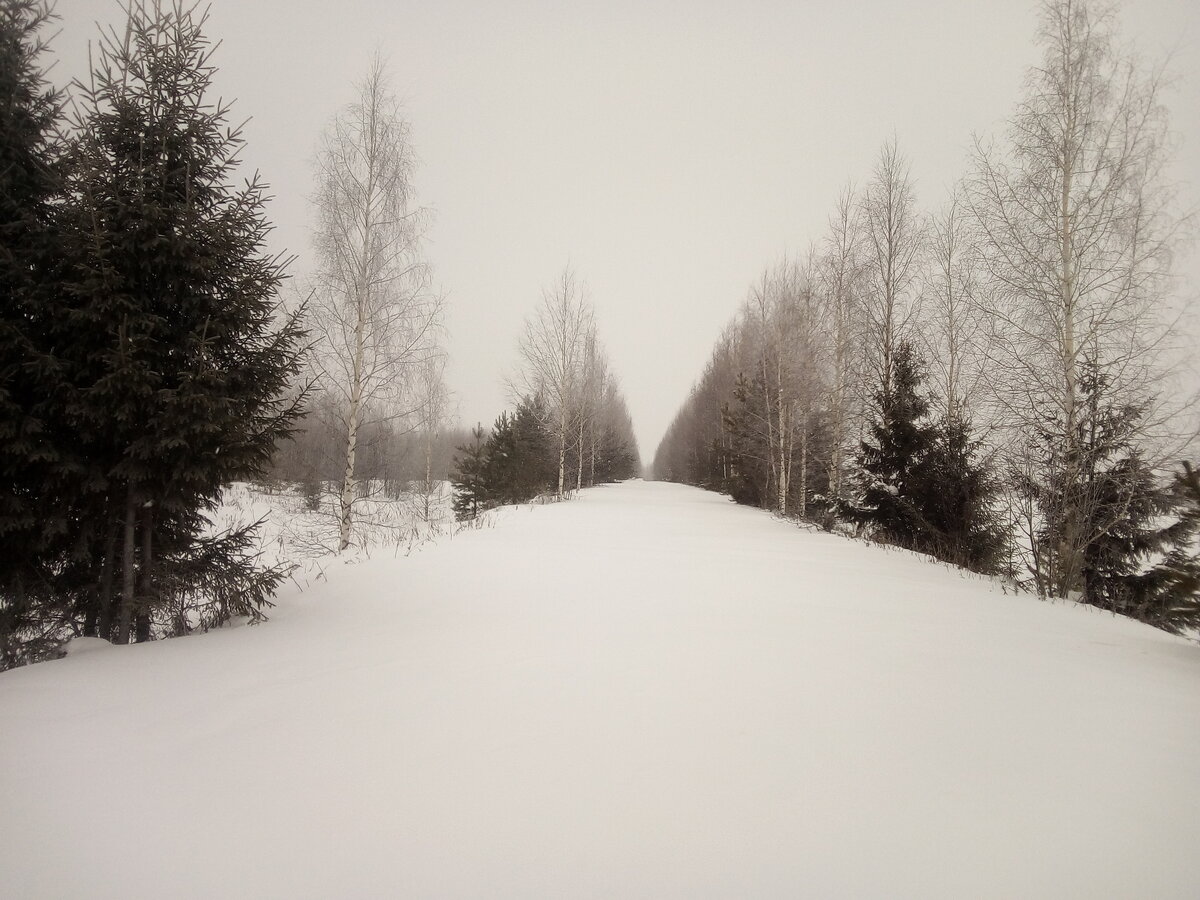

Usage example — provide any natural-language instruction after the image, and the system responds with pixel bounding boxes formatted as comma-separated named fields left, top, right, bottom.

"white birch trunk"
left=576, top=418, right=584, bottom=491
left=337, top=323, right=366, bottom=552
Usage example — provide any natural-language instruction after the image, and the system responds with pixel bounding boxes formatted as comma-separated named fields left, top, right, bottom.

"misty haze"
left=3, top=0, right=1200, bottom=897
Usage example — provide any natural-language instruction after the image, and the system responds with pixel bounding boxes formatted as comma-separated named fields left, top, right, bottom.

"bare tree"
left=922, top=186, right=990, bottom=426
left=513, top=268, right=594, bottom=499
left=739, top=258, right=828, bottom=516
left=581, top=338, right=610, bottom=488
left=573, top=326, right=599, bottom=491
left=746, top=270, right=781, bottom=507
left=818, top=184, right=866, bottom=504
left=415, top=352, right=449, bottom=522
left=792, top=255, right=831, bottom=519
left=309, top=56, right=442, bottom=552
left=860, top=138, right=924, bottom=398
left=653, top=324, right=739, bottom=487
left=967, top=0, right=1187, bottom=596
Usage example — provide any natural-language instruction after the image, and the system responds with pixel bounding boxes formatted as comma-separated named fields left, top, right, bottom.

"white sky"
left=53, top=0, right=1200, bottom=462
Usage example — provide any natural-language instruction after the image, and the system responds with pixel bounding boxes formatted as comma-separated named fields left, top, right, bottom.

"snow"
left=60, top=636, right=114, bottom=657
left=2, top=480, right=1199, bottom=898
left=208, top=480, right=457, bottom=578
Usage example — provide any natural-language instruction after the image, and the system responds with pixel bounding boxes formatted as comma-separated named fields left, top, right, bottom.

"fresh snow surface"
left=2, top=480, right=1199, bottom=899
left=208, top=480, right=456, bottom=580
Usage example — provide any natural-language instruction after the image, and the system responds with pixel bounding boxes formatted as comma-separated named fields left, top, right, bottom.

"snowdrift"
left=2, top=481, right=1198, bottom=898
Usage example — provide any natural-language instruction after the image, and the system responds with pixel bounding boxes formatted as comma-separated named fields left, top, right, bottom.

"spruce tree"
left=0, top=1, right=73, bottom=667
left=509, top=395, right=557, bottom=497
left=1025, top=359, right=1154, bottom=602
left=912, top=416, right=1005, bottom=574
left=1078, top=451, right=1171, bottom=612
left=722, top=374, right=770, bottom=507
left=483, top=412, right=521, bottom=505
left=592, top=422, right=639, bottom=485
left=1127, top=463, right=1200, bottom=634
left=482, top=403, right=553, bottom=505
left=847, top=341, right=937, bottom=549
left=450, top=424, right=489, bottom=521
left=50, top=1, right=305, bottom=647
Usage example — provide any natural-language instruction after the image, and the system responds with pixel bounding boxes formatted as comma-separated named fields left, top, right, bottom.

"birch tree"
left=310, top=56, right=441, bottom=552
left=514, top=268, right=594, bottom=499
left=922, top=187, right=989, bottom=426
left=730, top=260, right=828, bottom=516
left=581, top=340, right=610, bottom=488
left=415, top=352, right=449, bottom=522
left=792, top=256, right=831, bottom=519
left=747, top=270, right=782, bottom=507
left=860, top=139, right=924, bottom=398
left=818, top=185, right=865, bottom=505
left=967, top=0, right=1184, bottom=597
left=573, top=326, right=599, bottom=491
left=767, top=259, right=826, bottom=517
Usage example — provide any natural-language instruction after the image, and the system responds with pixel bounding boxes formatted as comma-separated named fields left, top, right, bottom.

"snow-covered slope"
left=2, top=481, right=1198, bottom=898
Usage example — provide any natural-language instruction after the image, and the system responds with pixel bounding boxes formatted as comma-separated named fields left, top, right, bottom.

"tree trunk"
left=338, top=408, right=360, bottom=552
left=777, top=359, right=788, bottom=515
left=94, top=518, right=119, bottom=640
left=576, top=419, right=585, bottom=491
left=423, top=431, right=434, bottom=523
left=116, top=488, right=137, bottom=645
left=761, top=350, right=776, bottom=506
left=338, top=304, right=367, bottom=553
left=1056, top=113, right=1081, bottom=598
left=557, top=428, right=566, bottom=499
left=799, top=410, right=808, bottom=520
left=830, top=334, right=846, bottom=504
left=135, top=505, right=154, bottom=643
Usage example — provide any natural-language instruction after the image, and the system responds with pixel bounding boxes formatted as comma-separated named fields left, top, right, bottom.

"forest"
left=2, top=0, right=1198, bottom=671
left=0, top=0, right=638, bottom=667
left=653, top=2, right=1200, bottom=633
left=3, top=2, right=1200, bottom=893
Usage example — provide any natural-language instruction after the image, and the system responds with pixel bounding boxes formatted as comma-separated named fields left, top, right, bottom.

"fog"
left=54, top=0, right=1200, bottom=459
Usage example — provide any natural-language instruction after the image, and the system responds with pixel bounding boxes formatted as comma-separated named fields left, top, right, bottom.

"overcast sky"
left=54, top=0, right=1200, bottom=462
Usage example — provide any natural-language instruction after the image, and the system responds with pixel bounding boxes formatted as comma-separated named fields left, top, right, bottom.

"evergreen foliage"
left=848, top=342, right=938, bottom=547
left=845, top=343, right=1004, bottom=572
left=1014, top=360, right=1200, bottom=632
left=589, top=415, right=641, bottom=486
left=1, top=1, right=306, bottom=667
left=1022, top=361, right=1151, bottom=601
left=450, top=393, right=638, bottom=522
left=484, top=399, right=556, bottom=506
left=450, top=424, right=489, bottom=521
left=1035, top=365, right=1200, bottom=631
left=59, top=1, right=306, bottom=646
left=913, top=417, right=1005, bottom=575
left=1077, top=451, right=1172, bottom=611
left=1126, top=463, right=1200, bottom=634
left=721, top=375, right=770, bottom=507
left=0, top=1, right=74, bottom=665
left=651, top=0, right=1188, bottom=634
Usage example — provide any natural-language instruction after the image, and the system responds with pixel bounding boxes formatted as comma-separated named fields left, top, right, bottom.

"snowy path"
left=3, top=480, right=1199, bottom=898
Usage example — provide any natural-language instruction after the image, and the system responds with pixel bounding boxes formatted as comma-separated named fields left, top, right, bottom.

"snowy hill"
left=2, top=480, right=1198, bottom=898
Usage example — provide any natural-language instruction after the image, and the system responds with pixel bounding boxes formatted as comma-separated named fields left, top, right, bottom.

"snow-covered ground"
left=2, top=480, right=1199, bottom=898
left=208, top=480, right=457, bottom=587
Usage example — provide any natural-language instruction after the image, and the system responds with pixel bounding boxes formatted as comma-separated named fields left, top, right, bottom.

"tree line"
left=0, top=1, right=447, bottom=667
left=452, top=268, right=640, bottom=519
left=653, top=0, right=1200, bottom=634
